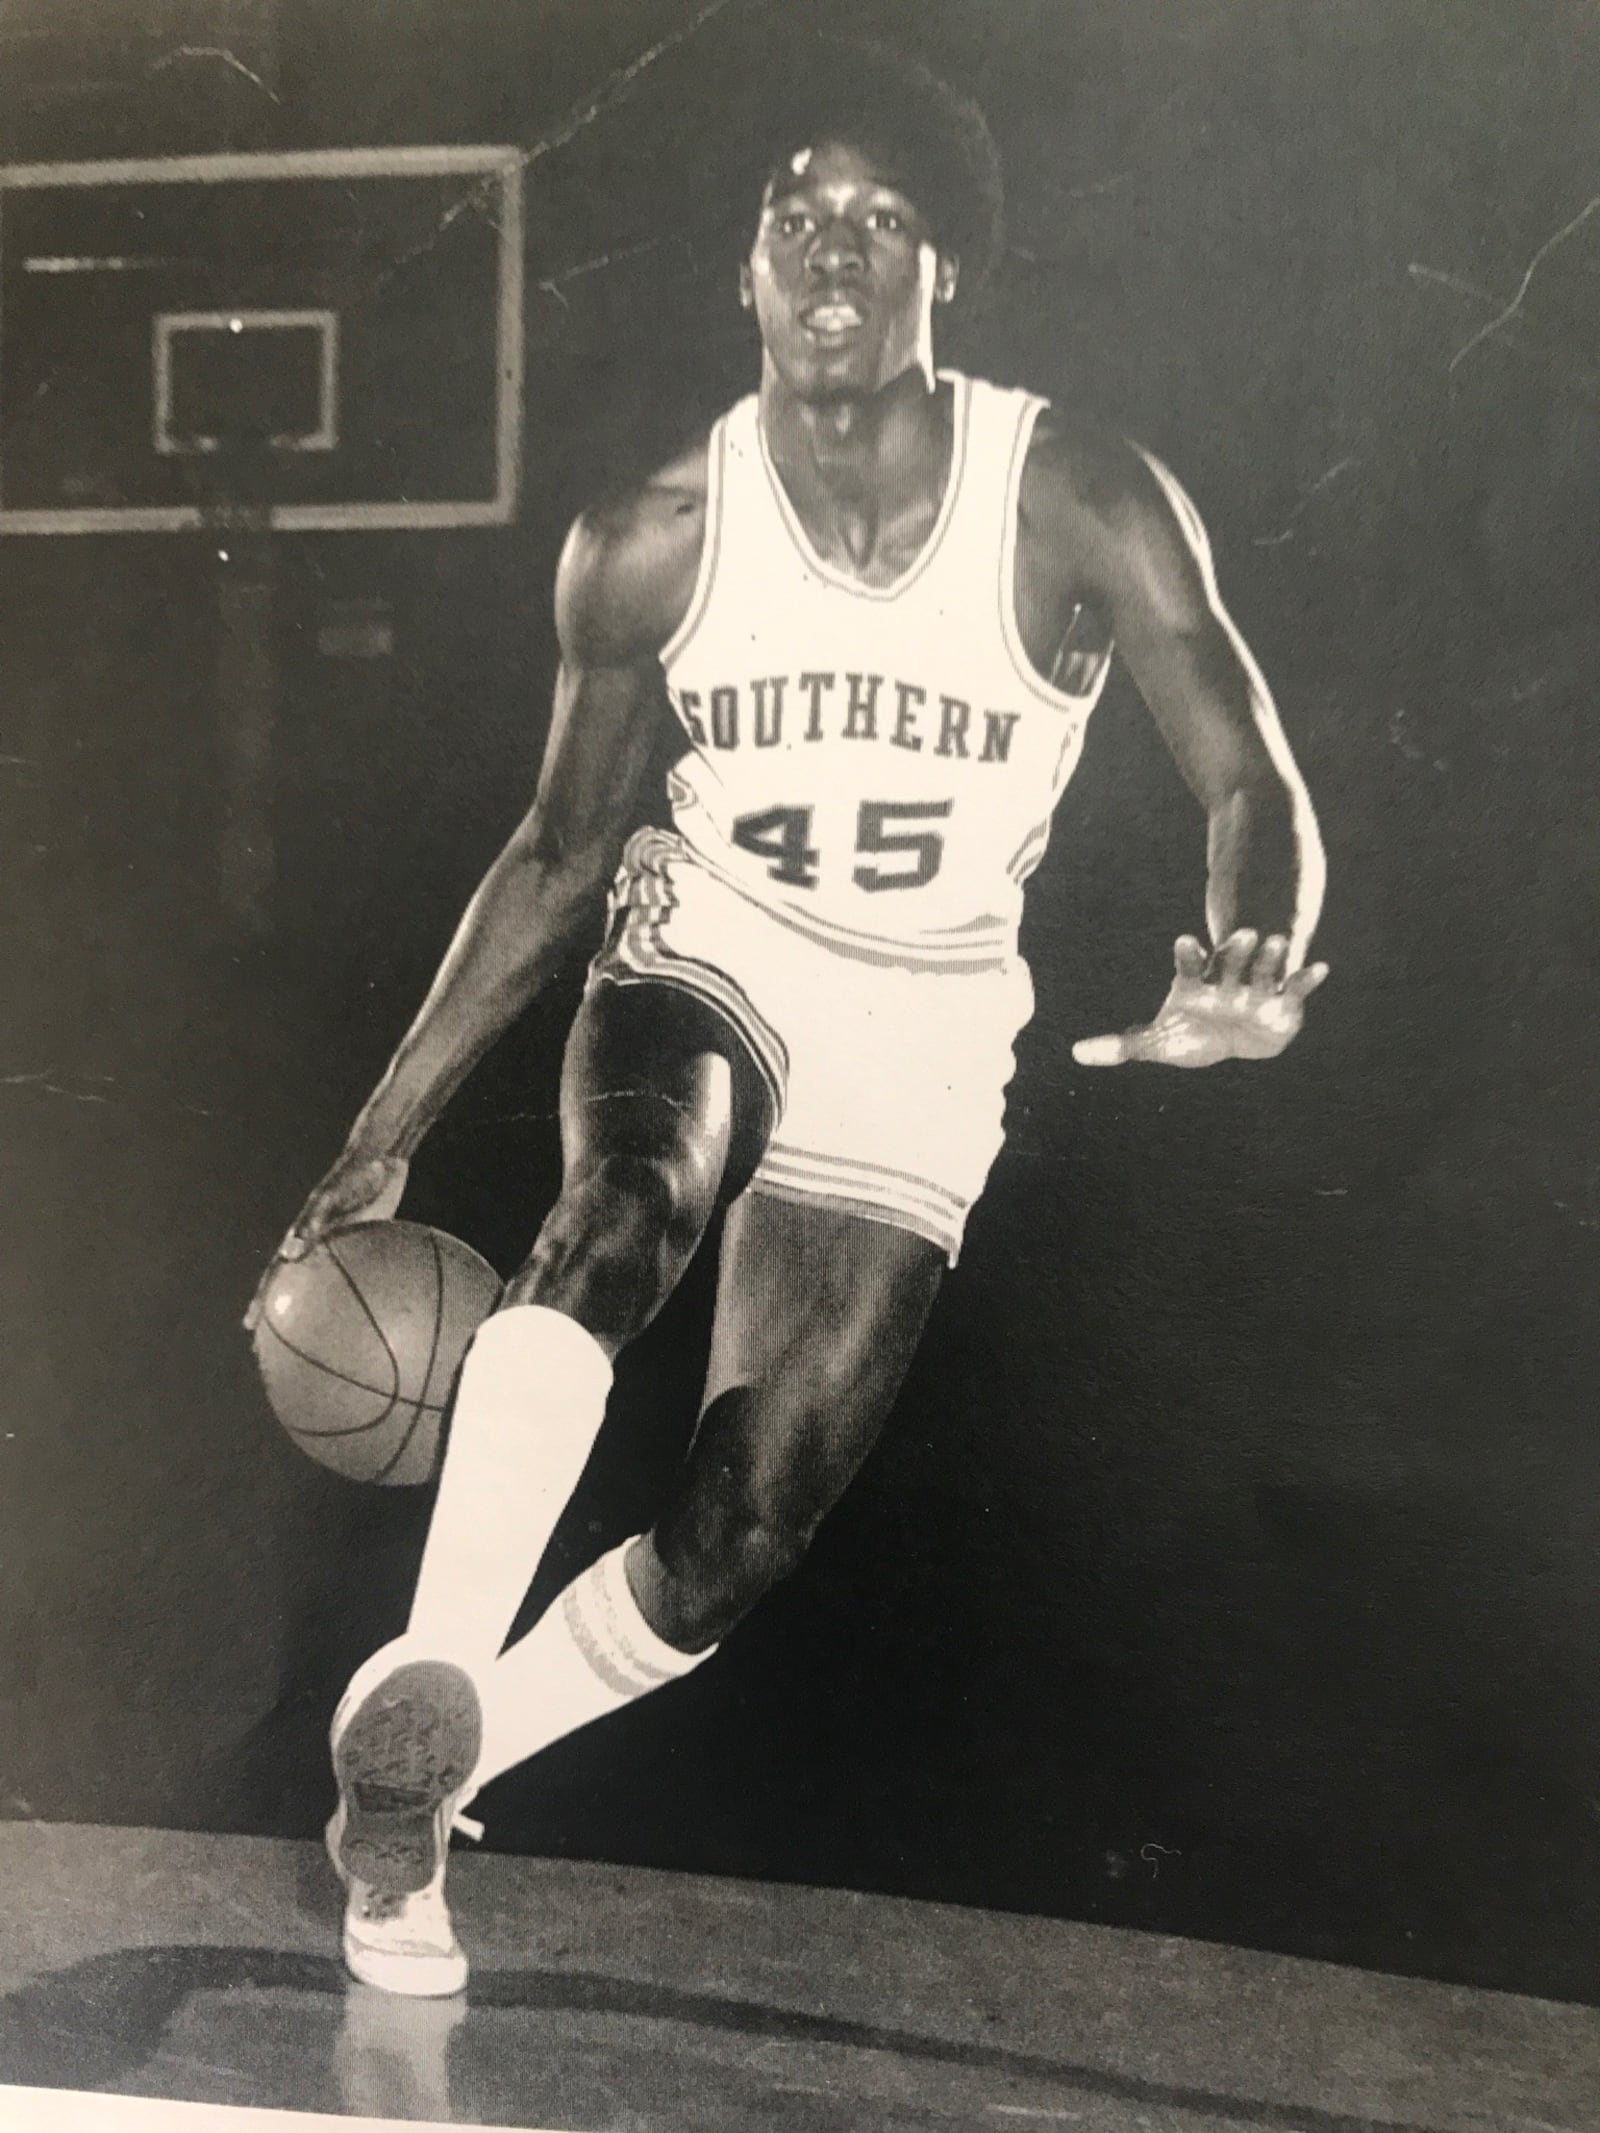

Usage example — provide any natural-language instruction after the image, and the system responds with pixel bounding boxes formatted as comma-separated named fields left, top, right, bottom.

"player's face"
left=742, top=140, right=958, bottom=401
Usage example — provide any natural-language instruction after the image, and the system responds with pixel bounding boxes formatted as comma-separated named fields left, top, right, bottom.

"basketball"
left=252, top=1220, right=502, bottom=1485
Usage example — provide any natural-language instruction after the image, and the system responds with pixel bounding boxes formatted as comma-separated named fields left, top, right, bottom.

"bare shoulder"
left=555, top=430, right=712, bottom=666
left=1020, top=404, right=1186, bottom=546
left=1018, top=401, right=1213, bottom=614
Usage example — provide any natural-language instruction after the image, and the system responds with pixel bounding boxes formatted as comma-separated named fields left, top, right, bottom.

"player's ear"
left=934, top=251, right=960, bottom=306
left=739, top=260, right=755, bottom=311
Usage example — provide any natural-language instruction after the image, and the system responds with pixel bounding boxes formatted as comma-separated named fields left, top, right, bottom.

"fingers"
left=1211, top=928, right=1259, bottom=987
left=1210, top=930, right=1325, bottom=998
left=1072, top=1030, right=1136, bottom=1068
left=242, top=1270, right=272, bottom=1336
left=243, top=1248, right=293, bottom=1334
left=278, top=1211, right=324, bottom=1263
left=1250, top=934, right=1290, bottom=992
left=244, top=1199, right=328, bottom=1333
left=245, top=1207, right=339, bottom=1332
left=244, top=1147, right=408, bottom=1334
left=1172, top=934, right=1208, bottom=982
left=245, top=1209, right=333, bottom=1332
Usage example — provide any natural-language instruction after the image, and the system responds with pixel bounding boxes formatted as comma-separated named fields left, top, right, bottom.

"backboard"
left=0, top=145, right=524, bottom=533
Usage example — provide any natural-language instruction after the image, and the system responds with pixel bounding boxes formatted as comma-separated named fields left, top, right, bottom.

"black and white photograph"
left=1, top=2, right=1598, bottom=2128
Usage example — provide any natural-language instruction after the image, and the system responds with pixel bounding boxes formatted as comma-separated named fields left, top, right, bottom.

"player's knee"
left=505, top=1147, right=714, bottom=1321
left=585, top=1148, right=713, bottom=1251
left=535, top=1148, right=706, bottom=1267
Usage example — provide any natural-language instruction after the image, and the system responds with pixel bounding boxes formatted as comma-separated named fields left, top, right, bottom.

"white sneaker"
left=328, top=1821, right=468, bottom=1999
left=328, top=1644, right=484, bottom=1996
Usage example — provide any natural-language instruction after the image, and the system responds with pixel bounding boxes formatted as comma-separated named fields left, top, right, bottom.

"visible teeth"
left=809, top=307, right=859, bottom=328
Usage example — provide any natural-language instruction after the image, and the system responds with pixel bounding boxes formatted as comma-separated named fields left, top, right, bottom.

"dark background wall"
left=2, top=0, right=1599, bottom=2005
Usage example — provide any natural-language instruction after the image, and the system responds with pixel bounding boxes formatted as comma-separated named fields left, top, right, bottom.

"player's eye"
left=868, top=208, right=907, bottom=233
left=776, top=211, right=814, bottom=238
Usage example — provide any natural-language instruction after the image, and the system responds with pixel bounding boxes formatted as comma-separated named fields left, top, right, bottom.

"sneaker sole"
left=341, top=1925, right=468, bottom=1999
left=332, top=1659, right=482, bottom=1899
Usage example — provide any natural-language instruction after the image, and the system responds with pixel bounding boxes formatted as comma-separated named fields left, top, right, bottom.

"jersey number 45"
left=732, top=801, right=952, bottom=892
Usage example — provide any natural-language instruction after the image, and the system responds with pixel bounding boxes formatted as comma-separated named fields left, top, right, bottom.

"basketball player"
left=252, top=49, right=1327, bottom=1995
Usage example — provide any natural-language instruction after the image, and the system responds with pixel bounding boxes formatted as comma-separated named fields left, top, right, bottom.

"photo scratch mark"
left=1253, top=459, right=1359, bottom=548
left=1140, top=1842, right=1180, bottom=1880
left=1408, top=263, right=1499, bottom=307
left=534, top=235, right=695, bottom=321
left=516, top=0, right=744, bottom=178
left=0, top=1068, right=223, bottom=1118
left=1387, top=707, right=1447, bottom=772
left=1448, top=196, right=1600, bottom=373
left=1409, top=263, right=1600, bottom=398
left=0, top=1069, right=114, bottom=1105
left=363, top=0, right=742, bottom=307
left=146, top=46, right=283, bottom=105
left=543, top=235, right=690, bottom=291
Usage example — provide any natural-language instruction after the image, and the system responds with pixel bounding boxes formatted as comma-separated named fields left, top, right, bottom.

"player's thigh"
left=705, top=1188, right=944, bottom=1461
left=558, top=978, right=774, bottom=1196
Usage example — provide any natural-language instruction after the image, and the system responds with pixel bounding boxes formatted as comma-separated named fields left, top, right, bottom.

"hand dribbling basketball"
left=244, top=1143, right=408, bottom=1334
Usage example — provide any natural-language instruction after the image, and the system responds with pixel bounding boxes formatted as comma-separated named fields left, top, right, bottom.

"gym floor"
left=0, top=1821, right=1594, bottom=2131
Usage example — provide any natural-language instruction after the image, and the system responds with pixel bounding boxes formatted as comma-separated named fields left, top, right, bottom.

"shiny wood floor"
left=0, top=1822, right=1594, bottom=2130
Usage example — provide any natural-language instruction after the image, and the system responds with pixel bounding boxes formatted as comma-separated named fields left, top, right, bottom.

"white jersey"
left=659, top=369, right=1112, bottom=968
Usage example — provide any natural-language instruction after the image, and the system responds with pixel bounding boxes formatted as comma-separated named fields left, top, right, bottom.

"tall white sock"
left=474, top=1539, right=712, bottom=1788
left=405, top=1303, right=613, bottom=1661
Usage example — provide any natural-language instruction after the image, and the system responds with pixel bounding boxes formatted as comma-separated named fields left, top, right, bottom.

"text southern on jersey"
left=672, top=671, right=1024, bottom=765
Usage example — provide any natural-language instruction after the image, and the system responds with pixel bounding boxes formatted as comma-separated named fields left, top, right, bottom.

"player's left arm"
left=1038, top=423, right=1328, bottom=1068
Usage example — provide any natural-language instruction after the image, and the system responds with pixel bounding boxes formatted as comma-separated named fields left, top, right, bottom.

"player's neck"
left=759, top=365, right=951, bottom=553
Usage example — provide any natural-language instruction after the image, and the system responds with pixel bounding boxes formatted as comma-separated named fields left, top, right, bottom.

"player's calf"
left=635, top=1398, right=845, bottom=1649
left=638, top=1502, right=817, bottom=1651
left=633, top=1213, right=947, bottom=1650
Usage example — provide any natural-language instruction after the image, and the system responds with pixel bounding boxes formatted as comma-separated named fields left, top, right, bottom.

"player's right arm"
left=250, top=471, right=706, bottom=1297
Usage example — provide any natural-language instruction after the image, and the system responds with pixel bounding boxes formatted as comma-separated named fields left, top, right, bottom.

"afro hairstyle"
left=735, top=35, right=1005, bottom=303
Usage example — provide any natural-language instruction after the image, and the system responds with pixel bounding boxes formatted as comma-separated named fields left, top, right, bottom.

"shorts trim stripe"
left=613, top=912, right=790, bottom=1115
left=760, top=1139, right=970, bottom=1214
left=746, top=1178, right=963, bottom=1264
left=1006, top=819, right=1050, bottom=883
left=754, top=1150, right=968, bottom=1237
left=593, top=836, right=790, bottom=1118
left=747, top=897, right=1014, bottom=974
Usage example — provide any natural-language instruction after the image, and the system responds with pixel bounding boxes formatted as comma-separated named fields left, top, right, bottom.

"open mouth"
left=800, top=297, right=866, bottom=338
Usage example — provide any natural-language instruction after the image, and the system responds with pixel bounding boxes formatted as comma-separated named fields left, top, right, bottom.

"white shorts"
left=587, top=827, right=1034, bottom=1263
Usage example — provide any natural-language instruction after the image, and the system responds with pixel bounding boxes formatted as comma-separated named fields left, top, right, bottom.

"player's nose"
left=806, top=216, right=866, bottom=276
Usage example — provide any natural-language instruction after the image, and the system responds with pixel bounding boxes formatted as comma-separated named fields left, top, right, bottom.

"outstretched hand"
left=242, top=1146, right=409, bottom=1333
left=1072, top=930, right=1328, bottom=1070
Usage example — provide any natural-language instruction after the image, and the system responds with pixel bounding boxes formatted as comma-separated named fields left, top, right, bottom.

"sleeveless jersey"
left=659, top=370, right=1112, bottom=967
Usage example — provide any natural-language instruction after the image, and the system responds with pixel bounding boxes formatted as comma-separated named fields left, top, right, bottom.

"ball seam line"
left=324, top=1235, right=402, bottom=1401
left=258, top=1315, right=447, bottom=1433
left=371, top=1227, right=448, bottom=1484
